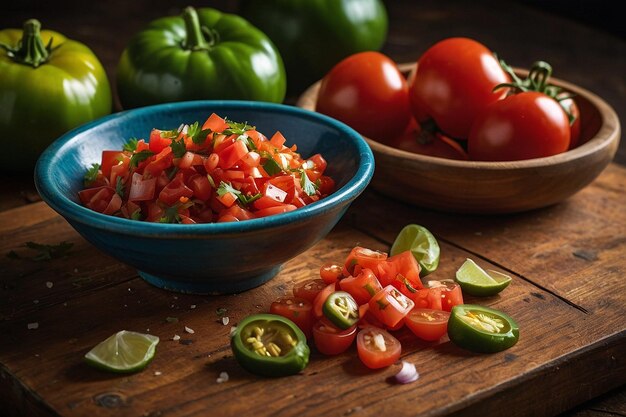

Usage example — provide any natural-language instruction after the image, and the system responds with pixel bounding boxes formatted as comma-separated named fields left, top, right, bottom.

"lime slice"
left=84, top=330, right=159, bottom=373
left=390, top=224, right=440, bottom=276
left=455, top=259, right=512, bottom=296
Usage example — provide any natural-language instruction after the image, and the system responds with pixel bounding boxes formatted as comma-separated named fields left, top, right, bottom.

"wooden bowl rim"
left=297, top=63, right=621, bottom=171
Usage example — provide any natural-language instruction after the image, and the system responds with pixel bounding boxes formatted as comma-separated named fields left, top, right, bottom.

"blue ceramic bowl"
left=35, top=101, right=374, bottom=294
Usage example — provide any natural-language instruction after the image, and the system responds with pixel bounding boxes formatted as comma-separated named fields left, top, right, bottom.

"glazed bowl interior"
left=35, top=100, right=374, bottom=293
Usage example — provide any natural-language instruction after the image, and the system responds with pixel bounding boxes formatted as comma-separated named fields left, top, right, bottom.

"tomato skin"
left=356, top=326, right=401, bottom=369
left=312, top=283, right=338, bottom=319
left=410, top=37, right=510, bottom=138
left=468, top=92, right=571, bottom=161
left=293, top=279, right=327, bottom=303
left=319, top=262, right=343, bottom=285
left=270, top=297, right=314, bottom=339
left=312, top=319, right=357, bottom=356
left=405, top=309, right=450, bottom=341
left=390, top=123, right=469, bottom=160
left=316, top=52, right=412, bottom=143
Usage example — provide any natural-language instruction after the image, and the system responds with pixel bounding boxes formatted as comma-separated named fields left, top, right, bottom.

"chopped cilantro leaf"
left=216, top=181, right=241, bottom=198
left=23, top=241, right=73, bottom=261
left=262, top=157, right=283, bottom=176
left=166, top=166, right=179, bottom=180
left=223, top=118, right=255, bottom=136
left=159, top=205, right=182, bottom=224
left=83, top=163, right=101, bottom=186
left=129, top=150, right=154, bottom=168
left=122, top=138, right=139, bottom=152
left=239, top=193, right=262, bottom=206
left=216, top=307, right=228, bottom=317
left=187, top=121, right=213, bottom=145
left=170, top=139, right=187, bottom=158
left=130, top=209, right=142, bottom=220
left=299, top=169, right=318, bottom=196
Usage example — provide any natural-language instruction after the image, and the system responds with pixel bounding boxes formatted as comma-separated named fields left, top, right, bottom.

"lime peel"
left=455, top=259, right=512, bottom=296
left=390, top=224, right=440, bottom=276
left=84, top=330, right=159, bottom=373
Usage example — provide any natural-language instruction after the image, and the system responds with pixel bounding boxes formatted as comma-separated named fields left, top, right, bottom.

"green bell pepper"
left=447, top=304, right=520, bottom=353
left=239, top=0, right=388, bottom=93
left=323, top=291, right=360, bottom=329
left=0, top=19, right=112, bottom=172
left=231, top=313, right=310, bottom=377
left=116, top=7, right=286, bottom=109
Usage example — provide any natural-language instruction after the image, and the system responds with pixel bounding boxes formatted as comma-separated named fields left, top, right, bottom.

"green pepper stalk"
left=0, top=19, right=54, bottom=67
left=0, top=19, right=112, bottom=171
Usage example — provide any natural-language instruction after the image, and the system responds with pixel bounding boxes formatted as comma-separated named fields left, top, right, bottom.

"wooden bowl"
left=297, top=64, right=621, bottom=214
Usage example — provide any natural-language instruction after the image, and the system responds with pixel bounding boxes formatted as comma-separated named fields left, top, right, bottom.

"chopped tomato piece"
left=158, top=175, right=193, bottom=206
left=319, top=262, right=343, bottom=284
left=293, top=279, right=327, bottom=303
left=344, top=247, right=388, bottom=276
left=339, top=268, right=383, bottom=305
left=368, top=285, right=415, bottom=328
left=270, top=297, right=314, bottom=339
left=312, top=318, right=357, bottom=355
left=128, top=172, right=156, bottom=202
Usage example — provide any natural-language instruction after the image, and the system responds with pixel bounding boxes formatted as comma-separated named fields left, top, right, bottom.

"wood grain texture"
left=0, top=165, right=625, bottom=417
left=297, top=65, right=621, bottom=214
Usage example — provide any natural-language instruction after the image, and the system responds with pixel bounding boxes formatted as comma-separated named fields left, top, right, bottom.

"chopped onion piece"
left=395, top=361, right=419, bottom=384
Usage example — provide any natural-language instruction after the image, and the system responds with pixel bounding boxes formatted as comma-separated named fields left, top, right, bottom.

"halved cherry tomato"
left=356, top=326, right=401, bottom=369
left=270, top=297, right=314, bottom=339
left=405, top=309, right=450, bottom=341
left=312, top=318, right=357, bottom=355
left=293, top=279, right=327, bottom=303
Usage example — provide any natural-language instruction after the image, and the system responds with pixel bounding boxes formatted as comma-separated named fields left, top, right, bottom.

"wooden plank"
left=0, top=205, right=136, bottom=321
left=0, top=218, right=623, bottom=417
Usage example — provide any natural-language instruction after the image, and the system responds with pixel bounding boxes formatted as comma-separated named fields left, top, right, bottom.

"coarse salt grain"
left=154, top=371, right=162, bottom=376
left=222, top=316, right=230, bottom=326
left=27, top=322, right=39, bottom=330
left=185, top=326, right=195, bottom=334
left=45, top=282, right=53, bottom=289
left=216, top=371, right=229, bottom=383
left=190, top=305, right=196, bottom=309
left=173, top=334, right=181, bottom=341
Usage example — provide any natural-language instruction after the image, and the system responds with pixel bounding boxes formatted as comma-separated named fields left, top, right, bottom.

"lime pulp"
left=455, top=258, right=512, bottom=296
left=84, top=330, right=159, bottom=373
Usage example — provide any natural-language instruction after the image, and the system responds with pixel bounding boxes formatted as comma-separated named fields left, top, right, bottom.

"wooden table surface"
left=1, top=1, right=625, bottom=416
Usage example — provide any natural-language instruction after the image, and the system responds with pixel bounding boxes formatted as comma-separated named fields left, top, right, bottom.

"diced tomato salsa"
left=79, top=113, right=335, bottom=223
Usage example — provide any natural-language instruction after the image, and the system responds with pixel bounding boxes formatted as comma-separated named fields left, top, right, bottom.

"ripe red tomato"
left=356, top=327, right=401, bottom=369
left=409, top=37, right=510, bottom=138
left=316, top=52, right=412, bottom=143
left=368, top=285, right=415, bottom=327
left=339, top=268, right=383, bottom=305
left=468, top=91, right=571, bottom=161
left=270, top=297, right=314, bottom=339
left=405, top=309, right=450, bottom=341
left=312, top=319, right=357, bottom=355
left=344, top=246, right=388, bottom=276
left=389, top=124, right=469, bottom=160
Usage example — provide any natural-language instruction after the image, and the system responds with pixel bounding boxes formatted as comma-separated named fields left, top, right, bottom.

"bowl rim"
left=298, top=64, right=621, bottom=171
left=34, top=100, right=375, bottom=237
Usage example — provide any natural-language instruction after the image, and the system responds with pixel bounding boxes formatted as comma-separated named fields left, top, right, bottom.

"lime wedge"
left=455, top=259, right=512, bottom=296
left=390, top=224, right=440, bottom=276
left=84, top=330, right=159, bottom=373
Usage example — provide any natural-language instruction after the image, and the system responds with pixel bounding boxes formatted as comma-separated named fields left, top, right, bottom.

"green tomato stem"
left=1, top=19, right=51, bottom=67
left=182, top=6, right=210, bottom=51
